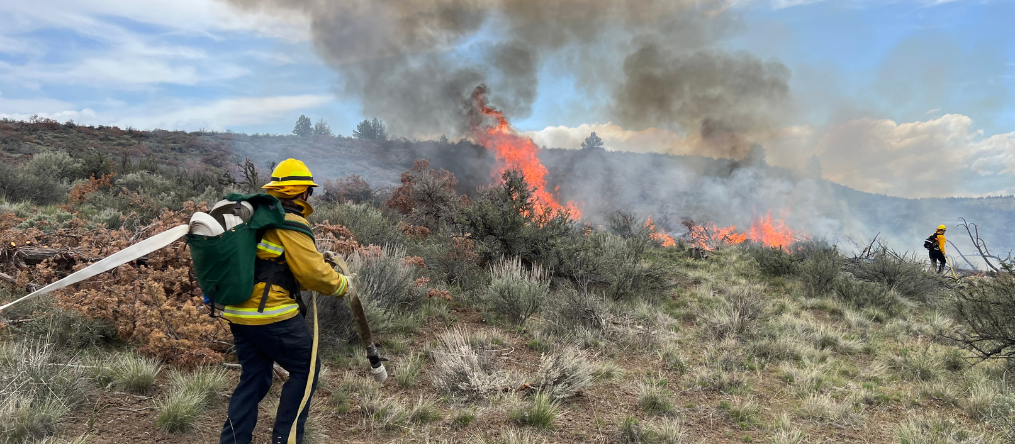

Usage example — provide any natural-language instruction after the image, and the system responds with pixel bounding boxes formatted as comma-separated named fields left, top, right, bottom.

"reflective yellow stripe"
left=222, top=304, right=298, bottom=318
left=330, top=274, right=348, bottom=296
left=257, top=240, right=284, bottom=255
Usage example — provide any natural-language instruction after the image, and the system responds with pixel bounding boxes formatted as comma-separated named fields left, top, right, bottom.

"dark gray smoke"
left=220, top=0, right=789, bottom=154
left=613, top=45, right=792, bottom=158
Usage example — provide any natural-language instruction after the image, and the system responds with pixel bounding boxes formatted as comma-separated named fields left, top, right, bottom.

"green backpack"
left=186, top=193, right=314, bottom=311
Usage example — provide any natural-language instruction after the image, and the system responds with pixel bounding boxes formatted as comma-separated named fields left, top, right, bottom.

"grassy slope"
left=3, top=246, right=1005, bottom=444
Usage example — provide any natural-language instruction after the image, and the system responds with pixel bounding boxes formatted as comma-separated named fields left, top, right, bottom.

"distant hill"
left=3, top=119, right=1011, bottom=265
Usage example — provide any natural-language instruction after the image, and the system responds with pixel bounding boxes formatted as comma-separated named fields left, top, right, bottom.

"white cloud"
left=0, top=0, right=308, bottom=42
left=0, top=92, right=75, bottom=115
left=1, top=94, right=332, bottom=131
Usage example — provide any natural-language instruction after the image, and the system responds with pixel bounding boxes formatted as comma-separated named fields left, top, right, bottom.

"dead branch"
left=946, top=240, right=978, bottom=271
left=861, top=233, right=880, bottom=258
left=958, top=217, right=1004, bottom=273
left=0, top=271, right=39, bottom=291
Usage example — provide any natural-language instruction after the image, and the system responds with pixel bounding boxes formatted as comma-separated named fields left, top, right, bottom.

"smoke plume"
left=219, top=0, right=788, bottom=154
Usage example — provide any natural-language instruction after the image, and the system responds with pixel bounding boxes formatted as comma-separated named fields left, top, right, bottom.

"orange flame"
left=684, top=212, right=800, bottom=251
left=685, top=221, right=747, bottom=251
left=646, top=216, right=676, bottom=247
left=748, top=212, right=798, bottom=249
left=470, top=86, right=581, bottom=219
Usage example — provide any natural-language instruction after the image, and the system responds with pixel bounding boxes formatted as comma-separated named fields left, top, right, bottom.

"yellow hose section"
left=288, top=292, right=318, bottom=444
left=947, top=255, right=958, bottom=278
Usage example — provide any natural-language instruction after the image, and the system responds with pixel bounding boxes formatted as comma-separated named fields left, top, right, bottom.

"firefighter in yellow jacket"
left=926, top=224, right=947, bottom=274
left=220, top=159, right=348, bottom=444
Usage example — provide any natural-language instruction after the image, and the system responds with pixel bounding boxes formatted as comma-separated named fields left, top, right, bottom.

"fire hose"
left=0, top=222, right=386, bottom=443
left=0, top=224, right=192, bottom=312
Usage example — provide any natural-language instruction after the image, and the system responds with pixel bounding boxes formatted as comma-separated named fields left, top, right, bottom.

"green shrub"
left=846, top=245, right=939, bottom=301
left=109, top=353, right=162, bottom=395
left=796, top=242, right=843, bottom=297
left=0, top=341, right=88, bottom=443
left=167, top=366, right=229, bottom=408
left=4, top=297, right=117, bottom=351
left=0, top=200, right=34, bottom=217
left=509, top=392, right=558, bottom=429
left=155, top=389, right=204, bottom=433
left=396, top=353, right=424, bottom=389
left=350, top=246, right=421, bottom=311
left=311, top=201, right=401, bottom=247
left=718, top=397, right=760, bottom=429
left=895, top=416, right=987, bottom=444
left=451, top=410, right=476, bottom=428
left=638, top=379, right=675, bottom=415
left=24, top=151, right=82, bottom=182
left=484, top=257, right=549, bottom=325
left=748, top=245, right=799, bottom=277
left=458, top=170, right=538, bottom=263
left=702, top=284, right=768, bottom=341
left=408, top=397, right=442, bottom=424
left=317, top=246, right=423, bottom=344
left=831, top=276, right=899, bottom=313
left=953, top=271, right=1015, bottom=363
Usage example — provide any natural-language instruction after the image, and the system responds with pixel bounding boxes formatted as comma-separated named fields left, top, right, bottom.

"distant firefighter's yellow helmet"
left=937, top=225, right=947, bottom=231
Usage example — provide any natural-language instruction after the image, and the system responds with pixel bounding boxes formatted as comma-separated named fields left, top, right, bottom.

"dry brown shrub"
left=320, top=175, right=373, bottom=204
left=399, top=223, right=431, bottom=239
left=313, top=222, right=360, bottom=256
left=404, top=256, right=426, bottom=269
left=3, top=202, right=231, bottom=367
left=68, top=173, right=116, bottom=205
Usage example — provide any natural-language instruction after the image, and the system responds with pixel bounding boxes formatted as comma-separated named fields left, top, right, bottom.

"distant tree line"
left=292, top=115, right=334, bottom=137
left=291, top=115, right=389, bottom=141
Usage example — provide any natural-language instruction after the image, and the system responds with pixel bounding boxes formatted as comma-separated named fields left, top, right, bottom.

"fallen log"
left=17, top=247, right=64, bottom=265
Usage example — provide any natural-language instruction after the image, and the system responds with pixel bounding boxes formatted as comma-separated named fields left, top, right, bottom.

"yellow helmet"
left=937, top=225, right=947, bottom=231
left=262, top=158, right=319, bottom=189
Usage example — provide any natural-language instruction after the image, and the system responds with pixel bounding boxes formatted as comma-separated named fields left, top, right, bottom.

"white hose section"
left=0, top=224, right=191, bottom=311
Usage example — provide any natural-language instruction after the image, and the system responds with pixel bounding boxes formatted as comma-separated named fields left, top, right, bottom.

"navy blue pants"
left=220, top=315, right=320, bottom=444
left=929, top=250, right=946, bottom=274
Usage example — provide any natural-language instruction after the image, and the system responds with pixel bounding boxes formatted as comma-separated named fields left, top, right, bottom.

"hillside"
left=0, top=123, right=1014, bottom=443
left=1, top=193, right=1012, bottom=443
left=3, top=118, right=1013, bottom=261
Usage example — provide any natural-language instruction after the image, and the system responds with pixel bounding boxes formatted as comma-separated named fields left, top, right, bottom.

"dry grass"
left=534, top=346, right=594, bottom=402
left=430, top=327, right=513, bottom=400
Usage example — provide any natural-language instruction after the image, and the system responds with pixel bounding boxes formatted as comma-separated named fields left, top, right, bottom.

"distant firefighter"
left=924, top=225, right=947, bottom=274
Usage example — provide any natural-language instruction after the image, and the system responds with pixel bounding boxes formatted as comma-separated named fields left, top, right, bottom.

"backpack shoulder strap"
left=274, top=209, right=315, bottom=240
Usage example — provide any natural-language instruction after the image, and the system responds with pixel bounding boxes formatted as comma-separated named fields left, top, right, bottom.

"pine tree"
left=313, top=118, right=333, bottom=136
left=292, top=115, right=313, bottom=137
left=581, top=132, right=605, bottom=151
left=353, top=118, right=388, bottom=140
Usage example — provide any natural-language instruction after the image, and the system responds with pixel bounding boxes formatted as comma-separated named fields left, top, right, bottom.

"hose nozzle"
left=370, top=364, right=388, bottom=383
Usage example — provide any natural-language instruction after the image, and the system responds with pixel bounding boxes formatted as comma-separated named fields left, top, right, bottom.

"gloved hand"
left=366, top=344, right=389, bottom=383
left=322, top=251, right=351, bottom=276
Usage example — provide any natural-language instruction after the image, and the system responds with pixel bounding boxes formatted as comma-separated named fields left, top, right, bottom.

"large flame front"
left=470, top=86, right=581, bottom=219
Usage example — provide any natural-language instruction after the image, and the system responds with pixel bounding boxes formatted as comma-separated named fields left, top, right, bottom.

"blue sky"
left=1, top=0, right=1013, bottom=198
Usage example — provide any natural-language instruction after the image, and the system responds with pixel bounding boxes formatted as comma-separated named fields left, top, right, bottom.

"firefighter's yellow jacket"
left=222, top=199, right=348, bottom=325
left=935, top=232, right=946, bottom=255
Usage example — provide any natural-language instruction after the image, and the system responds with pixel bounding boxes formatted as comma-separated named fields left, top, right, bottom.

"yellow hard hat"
left=937, top=225, right=947, bottom=231
left=262, top=158, right=319, bottom=189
